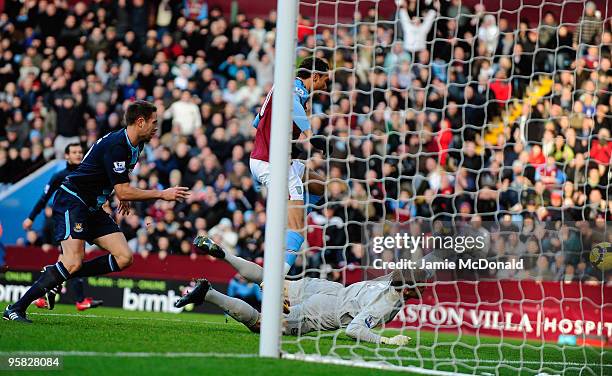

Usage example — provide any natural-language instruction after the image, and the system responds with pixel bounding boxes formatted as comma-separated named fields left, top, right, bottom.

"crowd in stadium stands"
left=0, top=0, right=610, bottom=283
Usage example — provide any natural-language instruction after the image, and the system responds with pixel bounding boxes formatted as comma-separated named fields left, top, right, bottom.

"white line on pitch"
left=0, top=351, right=257, bottom=358
left=28, top=312, right=239, bottom=326
left=285, top=353, right=471, bottom=376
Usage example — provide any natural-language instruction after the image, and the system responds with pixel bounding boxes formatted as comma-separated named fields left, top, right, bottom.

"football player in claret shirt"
left=250, top=57, right=331, bottom=275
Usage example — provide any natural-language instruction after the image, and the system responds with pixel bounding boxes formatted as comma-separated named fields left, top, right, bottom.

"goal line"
left=283, top=353, right=474, bottom=376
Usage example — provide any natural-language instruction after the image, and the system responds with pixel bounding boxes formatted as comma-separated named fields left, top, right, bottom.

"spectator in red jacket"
left=297, top=15, right=314, bottom=42
left=435, top=117, right=453, bottom=166
left=589, top=128, right=612, bottom=165
left=489, top=69, right=512, bottom=107
left=528, top=144, right=546, bottom=166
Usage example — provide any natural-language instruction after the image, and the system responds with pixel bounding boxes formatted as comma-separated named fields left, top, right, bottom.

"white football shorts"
left=249, top=158, right=305, bottom=201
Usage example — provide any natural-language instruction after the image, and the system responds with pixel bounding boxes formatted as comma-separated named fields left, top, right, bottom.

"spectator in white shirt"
left=398, top=2, right=437, bottom=53
left=478, top=14, right=499, bottom=56
left=247, top=40, right=274, bottom=88
left=164, top=90, right=202, bottom=136
left=235, top=78, right=263, bottom=108
left=223, top=80, right=240, bottom=106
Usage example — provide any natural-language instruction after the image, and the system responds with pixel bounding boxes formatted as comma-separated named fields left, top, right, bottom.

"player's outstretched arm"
left=114, top=183, right=190, bottom=202
left=346, top=310, right=411, bottom=346
left=345, top=312, right=384, bottom=344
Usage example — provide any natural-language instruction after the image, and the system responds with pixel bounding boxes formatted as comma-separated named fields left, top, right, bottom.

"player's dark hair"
left=64, top=143, right=81, bottom=154
left=296, top=57, right=329, bottom=79
left=125, top=100, right=157, bottom=126
left=385, top=269, right=427, bottom=288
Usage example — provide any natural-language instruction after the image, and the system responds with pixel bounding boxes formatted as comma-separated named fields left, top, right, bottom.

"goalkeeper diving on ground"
left=175, top=236, right=425, bottom=346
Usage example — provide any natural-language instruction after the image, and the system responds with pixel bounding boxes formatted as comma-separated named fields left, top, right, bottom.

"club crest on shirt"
left=113, top=161, right=126, bottom=173
left=73, top=223, right=83, bottom=233
left=365, top=315, right=375, bottom=328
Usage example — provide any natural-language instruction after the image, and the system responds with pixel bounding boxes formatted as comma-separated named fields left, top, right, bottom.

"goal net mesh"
left=277, top=0, right=611, bottom=375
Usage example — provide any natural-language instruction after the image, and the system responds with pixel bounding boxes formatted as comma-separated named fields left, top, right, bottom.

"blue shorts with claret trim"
left=52, top=189, right=120, bottom=244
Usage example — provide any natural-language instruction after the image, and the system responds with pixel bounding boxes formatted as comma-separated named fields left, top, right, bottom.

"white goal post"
left=258, top=0, right=299, bottom=359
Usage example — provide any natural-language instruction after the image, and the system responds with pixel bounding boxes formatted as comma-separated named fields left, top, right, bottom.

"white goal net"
left=267, top=0, right=612, bottom=375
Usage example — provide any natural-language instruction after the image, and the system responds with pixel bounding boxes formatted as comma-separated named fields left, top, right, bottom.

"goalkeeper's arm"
left=345, top=311, right=410, bottom=346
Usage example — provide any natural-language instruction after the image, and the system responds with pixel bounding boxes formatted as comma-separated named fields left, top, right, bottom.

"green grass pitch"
left=0, top=303, right=609, bottom=375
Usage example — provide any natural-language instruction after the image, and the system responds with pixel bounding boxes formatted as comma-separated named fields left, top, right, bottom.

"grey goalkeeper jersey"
left=338, top=280, right=404, bottom=343
left=285, top=278, right=403, bottom=343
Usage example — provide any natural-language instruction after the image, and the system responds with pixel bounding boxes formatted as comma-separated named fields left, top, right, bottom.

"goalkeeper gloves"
left=259, top=281, right=291, bottom=314
left=380, top=335, right=411, bottom=346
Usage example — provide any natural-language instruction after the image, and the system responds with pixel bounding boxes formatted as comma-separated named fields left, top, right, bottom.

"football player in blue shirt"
left=23, top=143, right=103, bottom=311
left=5, top=100, right=190, bottom=322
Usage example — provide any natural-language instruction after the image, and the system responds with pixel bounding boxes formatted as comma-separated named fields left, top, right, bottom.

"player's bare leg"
left=49, top=232, right=132, bottom=283
left=35, top=239, right=86, bottom=311
left=303, top=168, right=325, bottom=214
left=286, top=199, right=305, bottom=274
left=41, top=238, right=109, bottom=311
left=91, top=232, right=134, bottom=270
left=58, top=237, right=86, bottom=274
left=304, top=168, right=325, bottom=196
left=28, top=237, right=85, bottom=310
